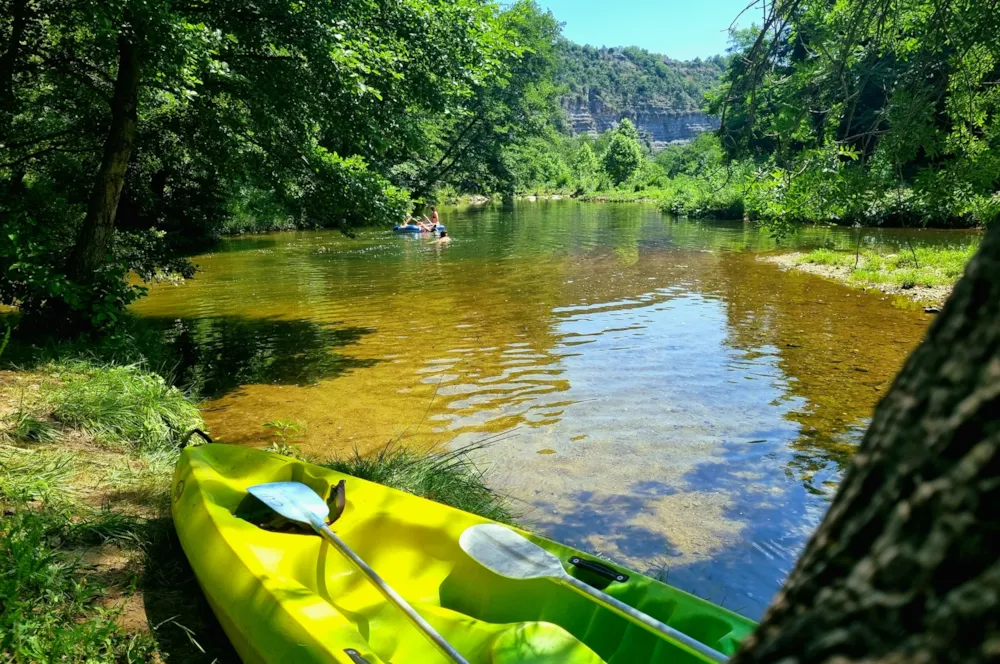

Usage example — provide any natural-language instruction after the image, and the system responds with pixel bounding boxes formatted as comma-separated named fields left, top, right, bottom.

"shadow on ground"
left=142, top=518, right=241, bottom=662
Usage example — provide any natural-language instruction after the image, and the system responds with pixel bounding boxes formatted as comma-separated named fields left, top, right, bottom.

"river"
left=135, top=201, right=963, bottom=620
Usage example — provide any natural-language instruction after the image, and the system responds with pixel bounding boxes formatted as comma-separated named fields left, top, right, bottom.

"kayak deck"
left=172, top=445, right=755, bottom=663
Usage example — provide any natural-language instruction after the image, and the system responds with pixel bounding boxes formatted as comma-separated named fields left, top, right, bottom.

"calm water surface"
left=136, top=202, right=965, bottom=619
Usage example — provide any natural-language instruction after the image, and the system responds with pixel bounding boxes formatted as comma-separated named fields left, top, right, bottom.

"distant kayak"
left=394, top=224, right=445, bottom=233
left=172, top=444, right=756, bottom=663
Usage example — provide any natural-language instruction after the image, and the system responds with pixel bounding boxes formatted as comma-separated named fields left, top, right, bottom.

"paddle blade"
left=248, top=482, right=329, bottom=526
left=460, top=524, right=564, bottom=581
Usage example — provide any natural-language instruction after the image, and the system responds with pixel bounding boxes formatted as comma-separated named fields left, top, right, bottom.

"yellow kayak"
left=171, top=444, right=755, bottom=663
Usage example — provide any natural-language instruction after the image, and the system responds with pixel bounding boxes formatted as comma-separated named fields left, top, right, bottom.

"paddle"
left=247, top=482, right=469, bottom=664
left=459, top=523, right=728, bottom=664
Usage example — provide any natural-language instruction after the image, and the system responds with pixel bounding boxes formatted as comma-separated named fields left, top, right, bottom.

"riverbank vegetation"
left=507, top=0, right=998, bottom=237
left=0, top=358, right=228, bottom=661
left=765, top=242, right=980, bottom=305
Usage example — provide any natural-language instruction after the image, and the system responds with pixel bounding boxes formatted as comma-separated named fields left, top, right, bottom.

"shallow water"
left=135, top=201, right=971, bottom=619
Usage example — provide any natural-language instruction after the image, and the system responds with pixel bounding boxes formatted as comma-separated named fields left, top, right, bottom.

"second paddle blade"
left=460, top=524, right=565, bottom=581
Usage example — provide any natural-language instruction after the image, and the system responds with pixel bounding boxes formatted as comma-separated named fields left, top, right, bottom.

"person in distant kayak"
left=416, top=214, right=435, bottom=232
left=429, top=206, right=440, bottom=226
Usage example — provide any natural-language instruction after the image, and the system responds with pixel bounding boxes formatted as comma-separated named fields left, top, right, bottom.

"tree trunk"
left=0, top=0, right=29, bottom=139
left=733, top=225, right=1000, bottom=662
left=66, top=34, right=139, bottom=281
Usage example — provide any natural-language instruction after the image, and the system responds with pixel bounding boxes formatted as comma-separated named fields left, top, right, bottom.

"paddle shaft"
left=309, top=516, right=469, bottom=664
left=559, top=574, right=728, bottom=664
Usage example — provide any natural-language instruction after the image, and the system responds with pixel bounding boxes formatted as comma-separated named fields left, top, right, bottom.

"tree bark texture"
left=66, top=34, right=139, bottom=281
left=733, top=225, right=1000, bottom=663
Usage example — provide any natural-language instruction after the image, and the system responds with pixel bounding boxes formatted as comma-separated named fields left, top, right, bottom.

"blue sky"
left=536, top=0, right=755, bottom=61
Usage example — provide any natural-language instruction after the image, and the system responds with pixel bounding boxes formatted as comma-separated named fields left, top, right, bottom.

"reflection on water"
left=134, top=201, right=968, bottom=619
left=148, top=317, right=378, bottom=398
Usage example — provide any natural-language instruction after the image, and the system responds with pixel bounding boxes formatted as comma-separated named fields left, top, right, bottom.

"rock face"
left=562, top=97, right=718, bottom=152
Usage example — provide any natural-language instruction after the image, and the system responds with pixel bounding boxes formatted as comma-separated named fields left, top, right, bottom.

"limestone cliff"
left=562, top=96, right=718, bottom=152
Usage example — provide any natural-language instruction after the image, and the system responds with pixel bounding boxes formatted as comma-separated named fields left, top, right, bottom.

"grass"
left=0, top=441, right=233, bottom=663
left=0, top=356, right=233, bottom=663
left=46, top=361, right=202, bottom=452
left=0, top=448, right=75, bottom=503
left=0, top=509, right=159, bottom=662
left=324, top=443, right=515, bottom=524
left=795, top=243, right=979, bottom=290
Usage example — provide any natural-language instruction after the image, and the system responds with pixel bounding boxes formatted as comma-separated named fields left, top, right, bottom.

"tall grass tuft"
left=324, top=443, right=514, bottom=524
left=48, top=362, right=203, bottom=452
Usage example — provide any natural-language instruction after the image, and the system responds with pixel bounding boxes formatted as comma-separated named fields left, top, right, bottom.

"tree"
left=616, top=117, right=641, bottom=145
left=732, top=223, right=1000, bottom=663
left=570, top=143, right=599, bottom=191
left=602, top=119, right=643, bottom=185
left=0, top=0, right=534, bottom=332
left=410, top=0, right=562, bottom=199
left=713, top=0, right=1000, bottom=229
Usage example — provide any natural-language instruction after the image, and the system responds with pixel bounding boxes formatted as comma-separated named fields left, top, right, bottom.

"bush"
left=657, top=176, right=745, bottom=219
left=299, top=150, right=411, bottom=229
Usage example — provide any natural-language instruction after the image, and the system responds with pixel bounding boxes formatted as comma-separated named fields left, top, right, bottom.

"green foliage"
left=1, top=0, right=563, bottom=333
left=413, top=1, right=563, bottom=199
left=262, top=419, right=303, bottom=456
left=298, top=151, right=410, bottom=230
left=714, top=0, right=1000, bottom=231
left=657, top=177, right=746, bottom=219
left=570, top=143, right=600, bottom=192
left=47, top=362, right=203, bottom=452
left=602, top=120, right=644, bottom=185
left=557, top=42, right=725, bottom=114
left=324, top=443, right=514, bottom=524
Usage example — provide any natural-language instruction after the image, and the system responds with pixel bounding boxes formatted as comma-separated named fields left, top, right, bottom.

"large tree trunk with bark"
left=734, top=225, right=1000, bottom=663
left=66, top=34, right=139, bottom=282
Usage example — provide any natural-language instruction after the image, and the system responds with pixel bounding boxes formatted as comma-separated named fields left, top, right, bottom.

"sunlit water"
left=135, top=201, right=970, bottom=619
